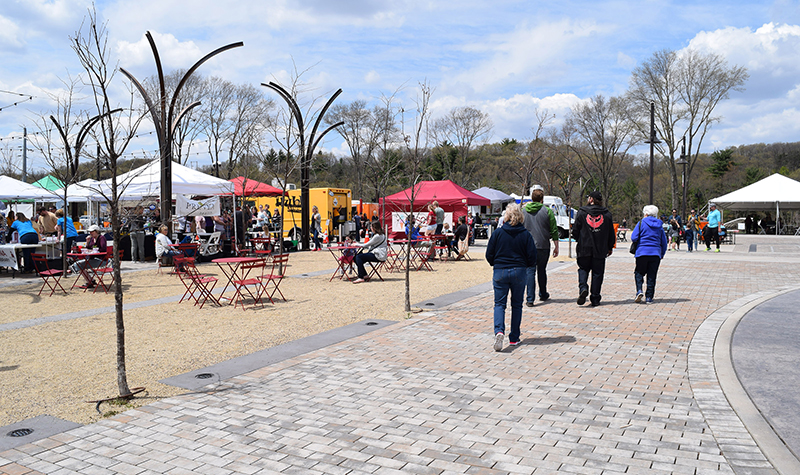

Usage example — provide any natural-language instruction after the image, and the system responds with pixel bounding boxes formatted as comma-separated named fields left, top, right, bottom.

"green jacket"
left=523, top=201, right=560, bottom=242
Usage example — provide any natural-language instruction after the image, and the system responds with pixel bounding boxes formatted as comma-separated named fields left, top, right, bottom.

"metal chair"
left=260, top=253, right=289, bottom=303
left=31, top=253, right=66, bottom=296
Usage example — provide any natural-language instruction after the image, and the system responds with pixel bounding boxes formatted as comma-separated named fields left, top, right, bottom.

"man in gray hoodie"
left=522, top=187, right=560, bottom=306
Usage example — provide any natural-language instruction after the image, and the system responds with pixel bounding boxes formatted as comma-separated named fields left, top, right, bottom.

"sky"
left=1, top=0, right=800, bottom=174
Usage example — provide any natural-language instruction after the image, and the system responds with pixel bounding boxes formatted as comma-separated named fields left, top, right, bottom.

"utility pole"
left=643, top=102, right=661, bottom=205
left=21, top=127, right=27, bottom=182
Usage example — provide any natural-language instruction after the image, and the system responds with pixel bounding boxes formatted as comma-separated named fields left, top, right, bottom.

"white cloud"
left=115, top=31, right=204, bottom=70
left=0, top=16, right=23, bottom=50
left=365, top=70, right=380, bottom=84
left=446, top=19, right=616, bottom=95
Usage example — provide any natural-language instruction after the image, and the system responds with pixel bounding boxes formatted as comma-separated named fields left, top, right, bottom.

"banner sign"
left=175, top=195, right=220, bottom=217
left=0, top=245, right=19, bottom=270
left=390, top=212, right=453, bottom=232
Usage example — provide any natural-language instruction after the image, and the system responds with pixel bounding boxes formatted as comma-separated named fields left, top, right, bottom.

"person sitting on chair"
left=155, top=225, right=180, bottom=264
left=352, top=221, right=387, bottom=284
left=70, top=224, right=107, bottom=289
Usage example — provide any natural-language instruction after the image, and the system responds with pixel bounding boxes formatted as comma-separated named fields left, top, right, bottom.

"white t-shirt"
left=155, top=232, right=173, bottom=257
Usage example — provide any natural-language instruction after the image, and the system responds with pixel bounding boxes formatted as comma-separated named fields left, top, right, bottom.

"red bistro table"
left=67, top=251, right=106, bottom=291
left=327, top=245, right=358, bottom=281
left=212, top=256, right=260, bottom=302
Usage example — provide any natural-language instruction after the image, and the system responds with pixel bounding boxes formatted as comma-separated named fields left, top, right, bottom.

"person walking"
left=311, top=205, right=322, bottom=251
left=572, top=191, right=615, bottom=306
left=631, top=205, right=668, bottom=304
left=485, top=203, right=537, bottom=351
left=129, top=206, right=146, bottom=263
left=522, top=187, right=560, bottom=306
left=705, top=202, right=722, bottom=252
left=433, top=201, right=445, bottom=235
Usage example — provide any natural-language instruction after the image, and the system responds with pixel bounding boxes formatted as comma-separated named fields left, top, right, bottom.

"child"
left=340, top=236, right=357, bottom=275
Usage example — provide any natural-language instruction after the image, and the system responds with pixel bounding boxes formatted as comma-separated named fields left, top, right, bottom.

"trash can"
left=342, top=221, right=356, bottom=238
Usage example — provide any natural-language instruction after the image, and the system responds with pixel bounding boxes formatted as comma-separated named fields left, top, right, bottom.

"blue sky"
left=1, top=0, right=800, bottom=173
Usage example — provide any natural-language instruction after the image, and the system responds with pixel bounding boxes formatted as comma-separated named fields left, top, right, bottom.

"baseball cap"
left=588, top=191, right=602, bottom=201
left=709, top=202, right=716, bottom=207
left=88, top=224, right=101, bottom=233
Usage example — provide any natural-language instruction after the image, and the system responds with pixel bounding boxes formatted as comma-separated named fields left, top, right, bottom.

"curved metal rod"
left=262, top=82, right=305, bottom=150
left=170, top=101, right=201, bottom=137
left=145, top=32, right=166, bottom=122
left=307, top=88, right=343, bottom=157
left=168, top=41, right=244, bottom=130
left=119, top=68, right=163, bottom=140
left=310, top=121, right=344, bottom=156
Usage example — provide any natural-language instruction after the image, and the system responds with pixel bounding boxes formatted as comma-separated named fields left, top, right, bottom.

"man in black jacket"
left=572, top=191, right=615, bottom=306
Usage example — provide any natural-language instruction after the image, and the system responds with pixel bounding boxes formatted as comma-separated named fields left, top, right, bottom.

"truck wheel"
left=558, top=227, right=569, bottom=240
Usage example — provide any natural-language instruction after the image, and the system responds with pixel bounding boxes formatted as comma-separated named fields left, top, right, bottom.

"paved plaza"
left=2, top=235, right=800, bottom=474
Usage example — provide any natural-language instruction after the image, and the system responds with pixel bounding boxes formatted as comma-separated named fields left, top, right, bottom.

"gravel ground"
left=0, top=244, right=576, bottom=426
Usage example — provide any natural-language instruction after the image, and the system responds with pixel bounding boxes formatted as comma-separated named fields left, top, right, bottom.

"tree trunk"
left=111, top=174, right=130, bottom=396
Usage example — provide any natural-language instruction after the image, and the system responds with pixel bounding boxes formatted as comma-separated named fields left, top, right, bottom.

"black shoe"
left=590, top=301, right=600, bottom=307
left=577, top=289, right=588, bottom=306
left=539, top=292, right=550, bottom=302
left=525, top=301, right=534, bottom=307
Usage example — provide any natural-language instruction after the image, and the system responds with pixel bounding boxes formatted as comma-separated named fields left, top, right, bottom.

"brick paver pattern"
left=2, top=255, right=798, bottom=474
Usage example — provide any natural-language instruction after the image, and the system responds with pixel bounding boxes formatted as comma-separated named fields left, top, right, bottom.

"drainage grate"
left=365, top=321, right=378, bottom=326
left=425, top=302, right=435, bottom=306
left=7, top=428, right=33, bottom=437
left=194, top=373, right=214, bottom=379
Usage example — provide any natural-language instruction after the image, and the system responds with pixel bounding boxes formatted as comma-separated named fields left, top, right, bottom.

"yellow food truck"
left=255, top=188, right=352, bottom=244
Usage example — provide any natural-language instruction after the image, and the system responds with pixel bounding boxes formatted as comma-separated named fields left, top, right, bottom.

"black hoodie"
left=573, top=204, right=615, bottom=258
left=485, top=222, right=537, bottom=269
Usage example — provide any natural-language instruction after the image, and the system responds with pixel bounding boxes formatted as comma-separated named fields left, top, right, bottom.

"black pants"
left=355, top=252, right=379, bottom=278
left=577, top=256, right=606, bottom=304
left=634, top=255, right=661, bottom=300
left=704, top=226, right=720, bottom=249
left=526, top=248, right=550, bottom=303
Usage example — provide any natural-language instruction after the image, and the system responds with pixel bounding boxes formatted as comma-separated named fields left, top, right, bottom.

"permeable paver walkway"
left=2, top=249, right=799, bottom=475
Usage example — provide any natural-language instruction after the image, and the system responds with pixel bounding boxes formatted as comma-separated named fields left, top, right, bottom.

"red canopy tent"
left=381, top=180, right=490, bottom=236
left=229, top=176, right=284, bottom=196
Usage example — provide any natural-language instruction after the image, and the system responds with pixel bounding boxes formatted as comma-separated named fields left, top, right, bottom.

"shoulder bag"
left=629, top=223, right=640, bottom=255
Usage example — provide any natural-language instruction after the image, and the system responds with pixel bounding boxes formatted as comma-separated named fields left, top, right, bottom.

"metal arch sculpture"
left=120, top=32, right=243, bottom=221
left=261, top=82, right=343, bottom=250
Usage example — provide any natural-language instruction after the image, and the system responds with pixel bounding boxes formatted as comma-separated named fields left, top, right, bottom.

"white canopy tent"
left=102, top=160, right=235, bottom=199
left=711, top=173, right=800, bottom=234
left=0, top=175, right=54, bottom=200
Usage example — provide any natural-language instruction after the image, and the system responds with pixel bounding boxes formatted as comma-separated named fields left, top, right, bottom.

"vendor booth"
left=381, top=180, right=490, bottom=237
left=711, top=173, right=800, bottom=235
left=472, top=186, right=514, bottom=214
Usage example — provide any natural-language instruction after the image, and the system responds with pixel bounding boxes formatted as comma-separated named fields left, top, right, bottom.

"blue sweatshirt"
left=485, top=222, right=537, bottom=269
left=631, top=216, right=668, bottom=258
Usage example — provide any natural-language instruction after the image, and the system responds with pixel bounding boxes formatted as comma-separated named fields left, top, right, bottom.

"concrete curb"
left=689, top=285, right=800, bottom=475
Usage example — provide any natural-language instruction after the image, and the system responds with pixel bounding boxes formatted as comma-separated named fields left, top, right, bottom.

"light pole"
left=643, top=102, right=661, bottom=205
left=675, top=135, right=688, bottom=222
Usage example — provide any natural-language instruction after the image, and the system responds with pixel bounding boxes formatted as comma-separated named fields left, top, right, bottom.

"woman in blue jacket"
left=630, top=205, right=668, bottom=304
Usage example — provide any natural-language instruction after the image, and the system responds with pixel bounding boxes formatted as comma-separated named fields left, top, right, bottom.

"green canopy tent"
left=32, top=175, right=65, bottom=192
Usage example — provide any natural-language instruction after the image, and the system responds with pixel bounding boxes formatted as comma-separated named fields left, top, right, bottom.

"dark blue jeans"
left=312, top=228, right=321, bottom=249
left=526, top=248, right=549, bottom=303
left=493, top=267, right=526, bottom=343
left=634, top=255, right=661, bottom=300
left=19, top=232, right=38, bottom=272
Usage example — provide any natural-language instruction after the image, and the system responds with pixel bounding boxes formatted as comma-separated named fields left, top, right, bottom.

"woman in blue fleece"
left=485, top=203, right=537, bottom=352
left=630, top=205, right=668, bottom=304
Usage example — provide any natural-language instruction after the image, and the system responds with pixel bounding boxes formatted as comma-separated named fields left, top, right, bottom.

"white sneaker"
left=493, top=333, right=504, bottom=352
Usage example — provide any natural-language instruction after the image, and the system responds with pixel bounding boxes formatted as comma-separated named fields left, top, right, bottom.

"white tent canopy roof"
left=0, top=175, right=54, bottom=200
left=111, top=160, right=235, bottom=198
left=711, top=173, right=800, bottom=211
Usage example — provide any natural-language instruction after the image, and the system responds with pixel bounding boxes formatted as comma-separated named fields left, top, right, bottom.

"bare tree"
left=400, top=82, right=434, bottom=313
left=71, top=6, right=145, bottom=399
left=564, top=95, right=637, bottom=206
left=627, top=48, right=748, bottom=208
left=328, top=100, right=374, bottom=203
left=432, top=105, right=493, bottom=187
left=512, top=109, right=554, bottom=196
left=365, top=93, right=404, bottom=203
